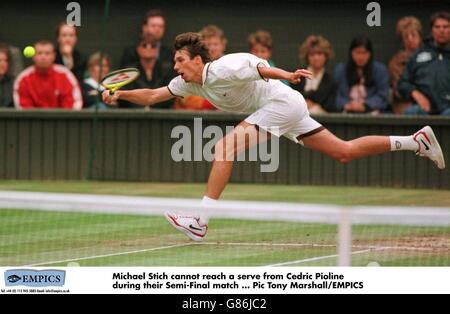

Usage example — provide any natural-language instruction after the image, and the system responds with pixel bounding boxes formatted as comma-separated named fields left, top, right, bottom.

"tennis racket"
left=100, top=68, right=140, bottom=95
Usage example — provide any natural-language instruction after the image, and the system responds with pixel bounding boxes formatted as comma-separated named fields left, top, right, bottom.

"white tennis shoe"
left=413, top=126, right=445, bottom=169
left=165, top=212, right=208, bottom=242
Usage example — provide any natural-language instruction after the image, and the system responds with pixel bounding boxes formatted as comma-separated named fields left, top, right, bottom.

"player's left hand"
left=289, top=69, right=313, bottom=84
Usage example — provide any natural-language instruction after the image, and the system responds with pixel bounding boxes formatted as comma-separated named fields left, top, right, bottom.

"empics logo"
left=7, top=274, right=22, bottom=283
left=4, top=269, right=65, bottom=287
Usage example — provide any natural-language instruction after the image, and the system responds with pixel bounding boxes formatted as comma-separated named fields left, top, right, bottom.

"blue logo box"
left=4, top=269, right=65, bottom=287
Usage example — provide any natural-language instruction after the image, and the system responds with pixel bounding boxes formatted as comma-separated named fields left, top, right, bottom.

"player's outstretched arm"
left=258, top=67, right=313, bottom=84
left=102, top=87, right=174, bottom=107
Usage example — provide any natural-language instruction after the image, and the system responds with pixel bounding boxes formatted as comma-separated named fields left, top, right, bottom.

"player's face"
left=402, top=30, right=421, bottom=52
left=33, top=44, right=56, bottom=69
left=307, top=51, right=326, bottom=70
left=144, top=16, right=165, bottom=42
left=351, top=46, right=371, bottom=67
left=0, top=52, right=8, bottom=77
left=58, top=25, right=77, bottom=48
left=432, top=18, right=450, bottom=46
left=174, top=50, right=203, bottom=83
left=250, top=43, right=272, bottom=61
left=205, top=36, right=225, bottom=61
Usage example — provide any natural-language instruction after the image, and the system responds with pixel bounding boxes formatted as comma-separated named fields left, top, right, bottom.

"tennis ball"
left=23, top=46, right=36, bottom=58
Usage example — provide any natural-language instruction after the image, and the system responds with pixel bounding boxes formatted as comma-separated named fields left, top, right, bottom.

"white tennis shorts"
left=244, top=93, right=324, bottom=144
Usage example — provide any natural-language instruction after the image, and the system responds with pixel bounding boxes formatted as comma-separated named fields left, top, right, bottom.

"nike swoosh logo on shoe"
left=420, top=139, right=430, bottom=150
left=189, top=224, right=203, bottom=231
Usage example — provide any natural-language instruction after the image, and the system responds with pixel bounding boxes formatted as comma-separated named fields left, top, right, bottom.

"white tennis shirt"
left=167, top=53, right=302, bottom=113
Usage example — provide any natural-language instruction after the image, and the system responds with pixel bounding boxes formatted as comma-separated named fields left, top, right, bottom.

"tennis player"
left=103, top=32, right=445, bottom=242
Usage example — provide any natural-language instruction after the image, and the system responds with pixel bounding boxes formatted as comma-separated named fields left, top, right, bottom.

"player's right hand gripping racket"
left=100, top=68, right=140, bottom=96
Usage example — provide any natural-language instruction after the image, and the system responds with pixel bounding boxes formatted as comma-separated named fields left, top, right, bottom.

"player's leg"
left=205, top=121, right=269, bottom=200
left=301, top=125, right=445, bottom=168
left=165, top=120, right=270, bottom=241
left=301, top=129, right=390, bottom=163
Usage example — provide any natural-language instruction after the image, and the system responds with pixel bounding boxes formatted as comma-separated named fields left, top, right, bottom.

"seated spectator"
left=120, top=9, right=174, bottom=76
left=14, top=40, right=82, bottom=110
left=0, top=41, right=24, bottom=77
left=0, top=45, right=14, bottom=107
left=81, top=52, right=113, bottom=109
left=173, top=25, right=227, bottom=110
left=55, top=22, right=87, bottom=82
left=120, top=33, right=173, bottom=109
left=248, top=30, right=275, bottom=66
left=248, top=30, right=288, bottom=85
left=334, top=35, right=389, bottom=113
left=398, top=11, right=450, bottom=115
left=200, top=25, right=226, bottom=61
left=388, top=16, right=423, bottom=114
left=291, top=35, right=337, bottom=114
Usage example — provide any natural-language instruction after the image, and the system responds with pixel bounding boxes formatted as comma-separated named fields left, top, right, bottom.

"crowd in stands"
left=0, top=9, right=449, bottom=115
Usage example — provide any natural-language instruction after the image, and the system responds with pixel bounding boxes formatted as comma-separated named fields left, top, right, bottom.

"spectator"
left=81, top=52, right=113, bottom=109
left=248, top=30, right=275, bottom=66
left=120, top=9, right=174, bottom=77
left=14, top=40, right=82, bottom=110
left=200, top=25, right=226, bottom=61
left=0, top=45, right=14, bottom=107
left=248, top=30, right=288, bottom=85
left=120, top=33, right=173, bottom=109
left=55, top=22, right=87, bottom=82
left=291, top=35, right=337, bottom=114
left=398, top=11, right=450, bottom=115
left=174, top=25, right=227, bottom=110
left=388, top=16, right=423, bottom=113
left=334, top=35, right=389, bottom=113
left=0, top=41, right=24, bottom=78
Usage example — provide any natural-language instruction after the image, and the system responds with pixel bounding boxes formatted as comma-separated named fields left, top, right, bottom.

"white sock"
left=198, top=196, right=217, bottom=225
left=389, top=136, right=419, bottom=152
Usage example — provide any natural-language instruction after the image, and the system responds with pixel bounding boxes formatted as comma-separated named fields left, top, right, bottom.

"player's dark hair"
left=430, top=11, right=450, bottom=27
left=346, top=35, right=374, bottom=87
left=174, top=32, right=211, bottom=63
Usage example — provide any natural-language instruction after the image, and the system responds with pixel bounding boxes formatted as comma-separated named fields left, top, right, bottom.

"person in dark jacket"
left=334, top=35, right=389, bottom=113
left=398, top=11, right=450, bottom=115
left=119, top=34, right=174, bottom=109
left=120, top=9, right=174, bottom=78
left=291, top=35, right=337, bottom=113
left=55, top=22, right=87, bottom=83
